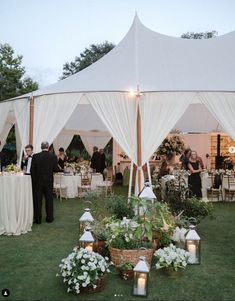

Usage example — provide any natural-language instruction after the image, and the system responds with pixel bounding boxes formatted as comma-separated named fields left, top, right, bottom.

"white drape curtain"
left=79, top=131, right=111, bottom=156
left=33, top=93, right=82, bottom=153
left=200, top=92, right=235, bottom=140
left=140, top=92, right=196, bottom=165
left=53, top=131, right=74, bottom=155
left=0, top=101, right=12, bottom=136
left=87, top=92, right=138, bottom=164
left=13, top=98, right=30, bottom=163
left=0, top=122, right=13, bottom=152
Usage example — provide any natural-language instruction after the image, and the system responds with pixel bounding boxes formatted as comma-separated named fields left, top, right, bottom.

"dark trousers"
left=35, top=185, right=54, bottom=223
left=31, top=178, right=37, bottom=221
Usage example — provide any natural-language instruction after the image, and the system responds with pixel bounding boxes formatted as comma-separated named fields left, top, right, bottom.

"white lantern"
left=132, top=256, right=150, bottom=297
left=185, top=225, right=201, bottom=264
left=79, top=228, right=95, bottom=252
left=138, top=182, right=156, bottom=202
left=79, top=208, right=94, bottom=232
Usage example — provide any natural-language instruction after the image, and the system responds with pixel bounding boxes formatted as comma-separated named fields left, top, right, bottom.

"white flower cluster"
left=106, top=217, right=139, bottom=244
left=154, top=244, right=190, bottom=271
left=57, top=247, right=110, bottom=294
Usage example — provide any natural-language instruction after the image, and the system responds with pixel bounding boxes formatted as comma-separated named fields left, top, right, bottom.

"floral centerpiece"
left=78, top=160, right=90, bottom=174
left=64, top=162, right=80, bottom=173
left=57, top=247, right=110, bottom=294
left=118, top=151, right=129, bottom=160
left=154, top=244, right=190, bottom=277
left=157, top=135, right=184, bottom=160
left=4, top=164, right=21, bottom=173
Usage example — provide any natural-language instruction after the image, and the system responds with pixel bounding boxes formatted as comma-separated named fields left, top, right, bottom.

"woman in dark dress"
left=57, top=147, right=67, bottom=171
left=188, top=151, right=202, bottom=198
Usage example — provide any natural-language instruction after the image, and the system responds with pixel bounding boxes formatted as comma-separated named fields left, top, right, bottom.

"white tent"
left=1, top=14, right=235, bottom=194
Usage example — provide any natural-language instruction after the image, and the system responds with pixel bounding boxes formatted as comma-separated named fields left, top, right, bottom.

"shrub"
left=106, top=195, right=135, bottom=219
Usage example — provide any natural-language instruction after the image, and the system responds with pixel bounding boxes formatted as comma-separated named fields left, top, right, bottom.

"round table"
left=0, top=173, right=33, bottom=236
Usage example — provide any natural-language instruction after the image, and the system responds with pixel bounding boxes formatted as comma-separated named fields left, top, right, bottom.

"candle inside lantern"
left=85, top=244, right=93, bottom=252
left=137, top=274, right=146, bottom=295
left=188, top=243, right=196, bottom=263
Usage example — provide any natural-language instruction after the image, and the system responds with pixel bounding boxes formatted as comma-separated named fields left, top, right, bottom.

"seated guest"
left=188, top=151, right=202, bottom=198
left=158, top=160, right=171, bottom=179
left=180, top=148, right=191, bottom=170
left=21, top=144, right=34, bottom=175
left=57, top=147, right=67, bottom=171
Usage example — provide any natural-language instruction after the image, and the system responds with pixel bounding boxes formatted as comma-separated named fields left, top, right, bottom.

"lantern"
left=138, top=182, right=156, bottom=203
left=185, top=225, right=201, bottom=264
left=79, top=228, right=94, bottom=252
left=79, top=208, right=94, bottom=233
left=132, top=256, right=150, bottom=297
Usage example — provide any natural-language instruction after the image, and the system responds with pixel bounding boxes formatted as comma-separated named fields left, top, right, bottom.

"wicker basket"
left=109, top=247, right=154, bottom=266
left=80, top=275, right=106, bottom=294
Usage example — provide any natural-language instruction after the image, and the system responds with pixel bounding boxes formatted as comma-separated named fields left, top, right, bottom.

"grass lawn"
left=0, top=186, right=235, bottom=301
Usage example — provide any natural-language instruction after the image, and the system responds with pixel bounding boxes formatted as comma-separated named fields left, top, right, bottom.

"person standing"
left=99, top=149, right=106, bottom=180
left=21, top=144, right=34, bottom=174
left=188, top=151, right=202, bottom=198
left=57, top=147, right=67, bottom=171
left=180, top=148, right=191, bottom=170
left=31, top=141, right=59, bottom=224
left=21, top=144, right=38, bottom=222
left=90, top=146, right=101, bottom=173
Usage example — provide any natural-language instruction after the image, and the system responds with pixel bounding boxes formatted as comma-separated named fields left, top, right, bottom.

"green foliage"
left=106, top=195, right=135, bottom=219
left=157, top=135, right=184, bottom=158
left=118, top=261, right=134, bottom=271
left=60, top=41, right=115, bottom=79
left=0, top=43, right=38, bottom=101
left=165, top=178, right=213, bottom=224
left=158, top=232, right=173, bottom=248
left=181, top=31, right=218, bottom=39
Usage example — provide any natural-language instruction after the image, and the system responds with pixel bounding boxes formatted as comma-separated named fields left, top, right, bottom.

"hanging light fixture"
left=79, top=208, right=94, bottom=233
left=132, top=256, right=150, bottom=297
left=185, top=225, right=201, bottom=264
left=79, top=227, right=95, bottom=252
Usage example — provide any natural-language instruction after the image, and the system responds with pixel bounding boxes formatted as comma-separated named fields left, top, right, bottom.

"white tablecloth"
left=0, top=174, right=33, bottom=235
left=54, top=173, right=103, bottom=198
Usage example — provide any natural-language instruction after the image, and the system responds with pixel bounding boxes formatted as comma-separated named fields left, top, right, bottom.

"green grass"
left=0, top=187, right=235, bottom=301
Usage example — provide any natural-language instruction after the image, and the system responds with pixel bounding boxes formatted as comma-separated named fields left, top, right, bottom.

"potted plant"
left=117, top=261, right=134, bottom=280
left=154, top=244, right=190, bottom=278
left=57, top=247, right=110, bottom=294
left=92, top=220, right=109, bottom=255
left=105, top=216, right=154, bottom=266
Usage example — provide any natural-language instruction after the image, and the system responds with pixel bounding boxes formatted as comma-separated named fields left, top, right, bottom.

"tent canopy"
left=12, top=14, right=235, bottom=98
left=1, top=15, right=235, bottom=195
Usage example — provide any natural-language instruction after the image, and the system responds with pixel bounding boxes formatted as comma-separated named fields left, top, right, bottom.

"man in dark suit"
left=21, top=144, right=34, bottom=174
left=31, top=141, right=59, bottom=224
left=90, top=146, right=101, bottom=173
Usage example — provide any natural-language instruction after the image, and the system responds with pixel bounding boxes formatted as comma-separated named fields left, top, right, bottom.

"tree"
left=0, top=43, right=39, bottom=102
left=60, top=41, right=115, bottom=79
left=181, top=31, right=218, bottom=39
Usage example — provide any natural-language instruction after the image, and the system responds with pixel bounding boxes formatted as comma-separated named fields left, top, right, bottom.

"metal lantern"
left=79, top=208, right=94, bottom=233
left=138, top=182, right=157, bottom=203
left=185, top=225, right=201, bottom=264
left=132, top=256, right=150, bottom=297
left=79, top=228, right=95, bottom=252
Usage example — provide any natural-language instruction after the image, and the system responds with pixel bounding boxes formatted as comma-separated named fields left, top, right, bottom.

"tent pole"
left=136, top=102, right=141, bottom=193
left=29, top=96, right=34, bottom=145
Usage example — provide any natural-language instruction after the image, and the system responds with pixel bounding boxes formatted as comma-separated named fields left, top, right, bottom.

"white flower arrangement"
left=154, top=244, right=190, bottom=271
left=57, top=247, right=110, bottom=294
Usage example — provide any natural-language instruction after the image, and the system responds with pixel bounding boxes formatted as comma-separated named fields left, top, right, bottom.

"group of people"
left=20, top=143, right=107, bottom=225
left=158, top=148, right=204, bottom=198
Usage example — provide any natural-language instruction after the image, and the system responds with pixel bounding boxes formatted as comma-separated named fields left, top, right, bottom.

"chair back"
left=228, top=175, right=235, bottom=189
left=81, top=174, right=91, bottom=186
